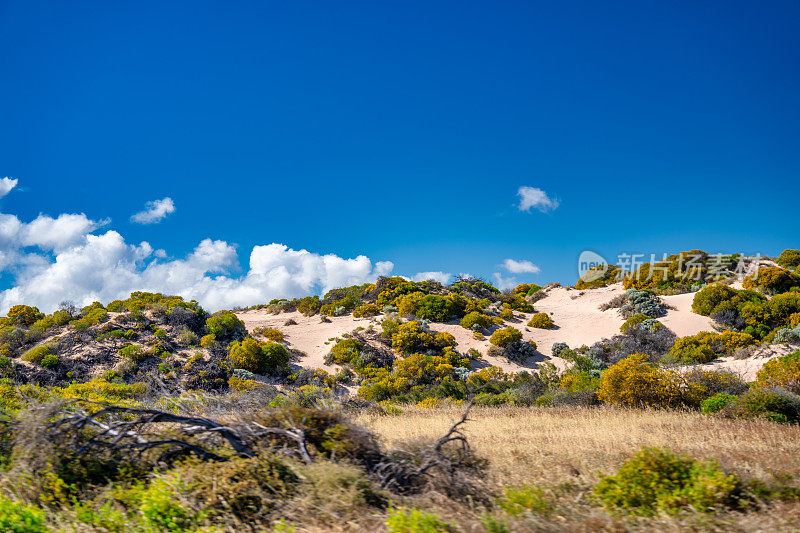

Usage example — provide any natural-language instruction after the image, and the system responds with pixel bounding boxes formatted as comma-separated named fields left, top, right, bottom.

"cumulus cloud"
left=492, top=272, right=517, bottom=291
left=517, top=186, right=559, bottom=213
left=0, top=235, right=396, bottom=313
left=412, top=271, right=452, bottom=284
left=130, top=197, right=176, bottom=224
left=0, top=178, right=18, bottom=199
left=501, top=258, right=540, bottom=274
left=0, top=180, right=409, bottom=313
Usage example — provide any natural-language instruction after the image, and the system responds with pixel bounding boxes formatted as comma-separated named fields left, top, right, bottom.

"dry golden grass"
left=359, top=405, right=800, bottom=486
left=355, top=405, right=800, bottom=532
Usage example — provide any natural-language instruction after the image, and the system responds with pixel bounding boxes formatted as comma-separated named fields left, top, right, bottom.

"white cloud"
left=412, top=271, right=451, bottom=284
left=492, top=272, right=517, bottom=291
left=0, top=235, right=396, bottom=313
left=501, top=258, right=540, bottom=274
left=130, top=197, right=176, bottom=224
left=0, top=180, right=406, bottom=314
left=0, top=178, right=18, bottom=199
left=517, top=186, right=559, bottom=213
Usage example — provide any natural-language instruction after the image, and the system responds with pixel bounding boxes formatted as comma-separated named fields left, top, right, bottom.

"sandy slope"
left=235, top=284, right=793, bottom=380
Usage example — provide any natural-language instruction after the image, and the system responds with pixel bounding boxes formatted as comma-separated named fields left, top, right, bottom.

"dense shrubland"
left=0, top=254, right=797, bottom=529
left=622, top=250, right=742, bottom=294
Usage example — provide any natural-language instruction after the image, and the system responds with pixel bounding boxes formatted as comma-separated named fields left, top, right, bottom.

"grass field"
left=357, top=406, right=800, bottom=532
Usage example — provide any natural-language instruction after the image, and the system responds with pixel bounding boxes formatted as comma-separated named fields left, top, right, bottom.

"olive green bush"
left=489, top=327, right=522, bottom=348
left=228, top=338, right=290, bottom=375
left=205, top=311, right=247, bottom=343
left=527, top=312, right=555, bottom=329
left=593, top=446, right=744, bottom=515
left=777, top=249, right=800, bottom=269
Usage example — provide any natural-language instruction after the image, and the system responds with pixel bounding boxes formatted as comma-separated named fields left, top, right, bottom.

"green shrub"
left=228, top=338, right=290, bottom=375
left=353, top=303, right=381, bottom=318
left=118, top=344, right=145, bottom=362
left=253, top=327, right=285, bottom=342
left=138, top=478, right=199, bottom=531
left=701, top=393, right=737, bottom=414
left=743, top=266, right=800, bottom=295
left=527, top=313, right=555, bottom=329
left=386, top=507, right=452, bottom=532
left=297, top=296, right=321, bottom=316
left=414, top=295, right=454, bottom=322
left=755, top=350, right=800, bottom=394
left=777, top=249, right=800, bottom=269
left=596, top=353, right=681, bottom=408
left=391, top=321, right=455, bottom=354
left=459, top=312, right=495, bottom=330
left=40, top=352, right=59, bottom=369
left=497, top=485, right=554, bottom=516
left=70, top=307, right=108, bottom=331
left=721, top=387, right=800, bottom=424
left=325, top=338, right=363, bottom=366
left=22, top=345, right=51, bottom=365
left=620, top=313, right=649, bottom=333
left=593, top=446, right=743, bottom=515
left=30, top=310, right=71, bottom=333
left=0, top=495, right=47, bottom=532
left=576, top=265, right=621, bottom=289
left=692, top=284, right=739, bottom=315
left=666, top=331, right=757, bottom=364
left=6, top=305, right=44, bottom=327
left=489, top=327, right=522, bottom=347
left=205, top=311, right=247, bottom=342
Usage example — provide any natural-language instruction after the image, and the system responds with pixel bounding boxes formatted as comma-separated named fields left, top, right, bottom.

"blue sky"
left=0, top=1, right=798, bottom=310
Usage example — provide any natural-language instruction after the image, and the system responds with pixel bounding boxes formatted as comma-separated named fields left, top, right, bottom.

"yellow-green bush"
left=253, top=327, right=284, bottom=342
left=459, top=312, right=495, bottom=330
left=497, top=484, right=554, bottom=516
left=489, top=327, right=522, bottom=347
left=593, top=446, right=743, bottom=515
left=70, top=307, right=108, bottom=331
left=527, top=313, right=555, bottom=329
left=0, top=495, right=47, bottom=532
left=31, top=310, right=71, bottom=333
left=755, top=350, right=800, bottom=394
left=624, top=251, right=740, bottom=294
left=576, top=265, right=621, bottom=289
left=597, top=354, right=682, bottom=408
left=777, top=249, right=800, bottom=270
left=386, top=507, right=451, bottom=532
left=205, top=311, right=247, bottom=342
left=620, top=313, right=649, bottom=333
left=390, top=321, right=455, bottom=354
left=352, top=303, right=381, bottom=318
left=743, top=266, right=800, bottom=295
left=6, top=305, right=44, bottom=327
left=58, top=378, right=147, bottom=404
left=228, top=338, right=290, bottom=375
left=22, top=345, right=52, bottom=365
left=666, top=331, right=756, bottom=364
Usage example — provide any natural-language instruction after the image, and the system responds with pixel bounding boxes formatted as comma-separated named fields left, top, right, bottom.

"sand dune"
left=235, top=283, right=792, bottom=379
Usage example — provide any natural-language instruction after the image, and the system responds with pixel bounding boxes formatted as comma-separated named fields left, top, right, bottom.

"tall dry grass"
left=359, top=406, right=800, bottom=486
left=356, top=405, right=800, bottom=532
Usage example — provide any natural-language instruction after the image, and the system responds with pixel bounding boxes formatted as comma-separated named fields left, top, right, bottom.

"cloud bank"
left=131, top=197, right=176, bottom=224
left=517, top=186, right=559, bottom=213
left=0, top=183, right=393, bottom=313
